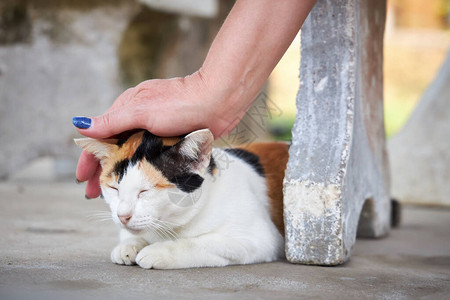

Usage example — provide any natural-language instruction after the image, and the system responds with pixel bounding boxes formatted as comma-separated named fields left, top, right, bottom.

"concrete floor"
left=0, top=180, right=449, bottom=299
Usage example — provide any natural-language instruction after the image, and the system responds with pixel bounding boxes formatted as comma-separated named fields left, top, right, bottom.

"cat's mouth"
left=123, top=226, right=142, bottom=235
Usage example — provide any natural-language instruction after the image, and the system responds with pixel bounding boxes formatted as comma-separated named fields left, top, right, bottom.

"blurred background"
left=0, top=0, right=449, bottom=205
left=268, top=0, right=450, bottom=139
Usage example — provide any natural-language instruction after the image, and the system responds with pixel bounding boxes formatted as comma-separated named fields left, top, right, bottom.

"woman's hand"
left=74, top=71, right=245, bottom=198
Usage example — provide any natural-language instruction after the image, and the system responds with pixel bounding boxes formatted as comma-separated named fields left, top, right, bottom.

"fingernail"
left=73, top=117, right=92, bottom=129
left=85, top=194, right=92, bottom=200
left=76, top=178, right=84, bottom=184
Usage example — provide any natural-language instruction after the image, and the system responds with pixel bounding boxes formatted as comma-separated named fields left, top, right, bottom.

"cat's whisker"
left=87, top=210, right=111, bottom=215
left=163, top=224, right=179, bottom=239
left=159, top=227, right=176, bottom=240
left=151, top=223, right=167, bottom=239
left=144, top=220, right=168, bottom=240
left=148, top=224, right=167, bottom=240
left=153, top=220, right=179, bottom=240
left=87, top=215, right=112, bottom=220
left=157, top=219, right=180, bottom=227
left=86, top=210, right=113, bottom=223
left=96, top=219, right=113, bottom=223
left=149, top=226, right=165, bottom=240
left=155, top=222, right=176, bottom=240
left=145, top=219, right=179, bottom=241
left=88, top=217, right=114, bottom=223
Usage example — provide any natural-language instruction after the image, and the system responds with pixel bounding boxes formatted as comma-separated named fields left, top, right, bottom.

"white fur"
left=102, top=149, right=284, bottom=269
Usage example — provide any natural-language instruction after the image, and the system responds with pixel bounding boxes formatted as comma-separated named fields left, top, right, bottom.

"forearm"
left=199, top=0, right=316, bottom=116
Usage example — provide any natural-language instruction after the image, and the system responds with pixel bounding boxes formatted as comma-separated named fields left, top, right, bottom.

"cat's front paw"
left=135, top=243, right=176, bottom=269
left=110, top=239, right=147, bottom=266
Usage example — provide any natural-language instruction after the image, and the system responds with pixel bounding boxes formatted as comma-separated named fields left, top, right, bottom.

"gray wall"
left=0, top=0, right=238, bottom=179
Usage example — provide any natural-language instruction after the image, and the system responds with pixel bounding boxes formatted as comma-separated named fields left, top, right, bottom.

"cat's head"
left=75, top=129, right=214, bottom=234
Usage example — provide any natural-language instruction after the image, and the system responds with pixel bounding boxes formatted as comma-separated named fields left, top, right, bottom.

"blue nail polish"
left=73, top=117, right=91, bottom=129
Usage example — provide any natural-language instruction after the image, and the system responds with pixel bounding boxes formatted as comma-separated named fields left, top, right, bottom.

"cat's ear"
left=74, top=138, right=118, bottom=161
left=177, top=129, right=214, bottom=173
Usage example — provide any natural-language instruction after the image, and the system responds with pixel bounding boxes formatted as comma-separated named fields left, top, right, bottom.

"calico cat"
left=75, top=129, right=289, bottom=269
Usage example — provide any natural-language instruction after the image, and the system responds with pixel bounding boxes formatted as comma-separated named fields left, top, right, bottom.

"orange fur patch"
left=99, top=132, right=144, bottom=186
left=161, top=137, right=181, bottom=146
left=241, top=142, right=289, bottom=236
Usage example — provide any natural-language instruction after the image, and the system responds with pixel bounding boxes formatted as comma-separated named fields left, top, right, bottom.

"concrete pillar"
left=284, top=0, right=390, bottom=265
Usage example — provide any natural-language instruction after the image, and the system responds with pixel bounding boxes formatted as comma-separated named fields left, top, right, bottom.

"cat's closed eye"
left=138, top=190, right=149, bottom=198
left=107, top=185, right=118, bottom=191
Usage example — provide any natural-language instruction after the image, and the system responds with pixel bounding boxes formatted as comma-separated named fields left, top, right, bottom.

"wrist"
left=187, top=67, right=255, bottom=138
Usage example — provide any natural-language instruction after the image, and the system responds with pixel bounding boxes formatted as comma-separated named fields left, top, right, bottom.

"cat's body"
left=75, top=129, right=289, bottom=269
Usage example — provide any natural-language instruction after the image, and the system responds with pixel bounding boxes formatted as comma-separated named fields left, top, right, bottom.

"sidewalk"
left=0, top=180, right=449, bottom=299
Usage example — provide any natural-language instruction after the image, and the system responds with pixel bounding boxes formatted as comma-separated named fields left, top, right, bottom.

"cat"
left=75, top=129, right=289, bottom=269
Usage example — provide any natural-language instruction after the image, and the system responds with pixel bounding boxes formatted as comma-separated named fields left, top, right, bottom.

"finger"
left=76, top=151, right=99, bottom=182
left=109, top=87, right=135, bottom=111
left=73, top=105, right=144, bottom=139
left=85, top=164, right=102, bottom=199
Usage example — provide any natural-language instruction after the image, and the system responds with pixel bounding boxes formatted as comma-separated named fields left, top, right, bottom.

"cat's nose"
left=118, top=214, right=132, bottom=225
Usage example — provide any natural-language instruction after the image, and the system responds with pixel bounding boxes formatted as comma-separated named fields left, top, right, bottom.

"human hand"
left=73, top=71, right=247, bottom=198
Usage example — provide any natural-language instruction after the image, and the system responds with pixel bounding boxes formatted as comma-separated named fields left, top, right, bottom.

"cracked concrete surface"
left=0, top=181, right=449, bottom=299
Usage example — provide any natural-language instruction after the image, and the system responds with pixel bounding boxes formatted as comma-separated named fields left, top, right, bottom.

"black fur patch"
left=208, top=156, right=216, bottom=175
left=116, top=138, right=128, bottom=148
left=169, top=173, right=204, bottom=193
left=131, top=131, right=163, bottom=164
left=114, top=158, right=130, bottom=183
left=156, top=147, right=204, bottom=193
left=224, top=148, right=265, bottom=177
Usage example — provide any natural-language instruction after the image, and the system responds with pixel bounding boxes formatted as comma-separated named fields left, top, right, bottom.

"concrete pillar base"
left=284, top=0, right=390, bottom=265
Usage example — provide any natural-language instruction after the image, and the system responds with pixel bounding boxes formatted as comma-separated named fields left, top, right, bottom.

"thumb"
left=73, top=105, right=144, bottom=139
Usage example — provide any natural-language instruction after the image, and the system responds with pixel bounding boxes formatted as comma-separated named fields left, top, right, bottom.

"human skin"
left=74, top=0, right=317, bottom=198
